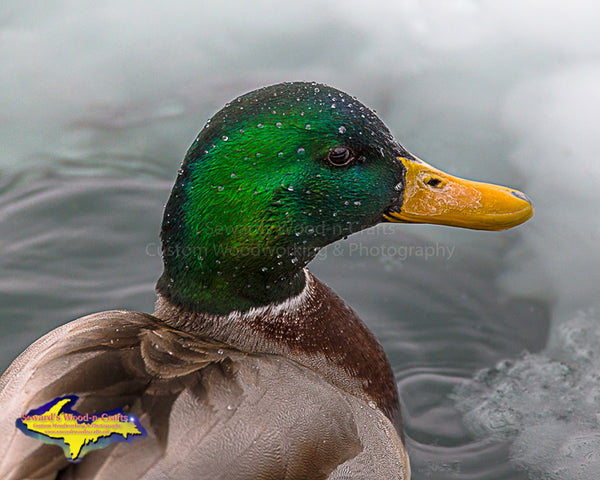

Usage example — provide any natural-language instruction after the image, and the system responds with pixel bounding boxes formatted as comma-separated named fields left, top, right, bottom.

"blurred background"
left=1, top=1, right=599, bottom=478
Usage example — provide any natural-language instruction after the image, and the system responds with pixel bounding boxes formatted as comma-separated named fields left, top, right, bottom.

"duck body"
left=0, top=82, right=533, bottom=479
left=0, top=276, right=407, bottom=479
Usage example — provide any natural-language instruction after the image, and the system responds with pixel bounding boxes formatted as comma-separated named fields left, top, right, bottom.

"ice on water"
left=454, top=309, right=600, bottom=480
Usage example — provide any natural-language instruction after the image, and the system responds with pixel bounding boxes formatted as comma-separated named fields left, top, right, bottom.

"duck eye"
left=328, top=147, right=353, bottom=166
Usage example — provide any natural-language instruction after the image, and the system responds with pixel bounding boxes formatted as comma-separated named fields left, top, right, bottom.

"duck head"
left=157, top=82, right=533, bottom=314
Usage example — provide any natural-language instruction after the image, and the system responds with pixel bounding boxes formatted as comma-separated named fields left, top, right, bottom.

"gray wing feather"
left=0, top=311, right=371, bottom=480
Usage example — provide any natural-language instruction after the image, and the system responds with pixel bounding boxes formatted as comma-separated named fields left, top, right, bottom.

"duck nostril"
left=425, top=177, right=442, bottom=188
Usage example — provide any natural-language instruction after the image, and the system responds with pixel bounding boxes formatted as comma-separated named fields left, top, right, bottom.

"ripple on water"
left=400, top=371, right=529, bottom=479
left=0, top=161, right=170, bottom=370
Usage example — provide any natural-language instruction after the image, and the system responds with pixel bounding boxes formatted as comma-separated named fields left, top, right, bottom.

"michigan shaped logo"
left=16, top=395, right=146, bottom=462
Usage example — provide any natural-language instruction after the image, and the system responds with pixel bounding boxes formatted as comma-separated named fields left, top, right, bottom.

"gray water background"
left=1, top=2, right=599, bottom=478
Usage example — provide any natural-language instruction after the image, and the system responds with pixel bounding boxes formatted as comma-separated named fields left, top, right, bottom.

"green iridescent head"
left=157, top=82, right=533, bottom=314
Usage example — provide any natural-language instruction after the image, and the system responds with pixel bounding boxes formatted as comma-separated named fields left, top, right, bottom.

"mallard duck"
left=0, top=82, right=533, bottom=480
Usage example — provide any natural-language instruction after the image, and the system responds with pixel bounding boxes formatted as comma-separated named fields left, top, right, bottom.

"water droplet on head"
left=287, top=185, right=294, bottom=191
left=222, top=135, right=229, bottom=141
left=230, top=173, right=237, bottom=178
left=305, top=124, right=311, bottom=130
left=331, top=103, right=336, bottom=109
left=257, top=123, right=264, bottom=129
left=338, top=126, right=346, bottom=134
left=353, top=200, right=362, bottom=206
left=217, top=185, right=224, bottom=191
left=276, top=122, right=283, bottom=128
left=297, top=148, right=305, bottom=155
left=314, top=87, right=320, bottom=93
left=277, top=151, right=284, bottom=157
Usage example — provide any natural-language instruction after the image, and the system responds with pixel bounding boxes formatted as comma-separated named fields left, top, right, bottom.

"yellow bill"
left=385, top=157, right=534, bottom=231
